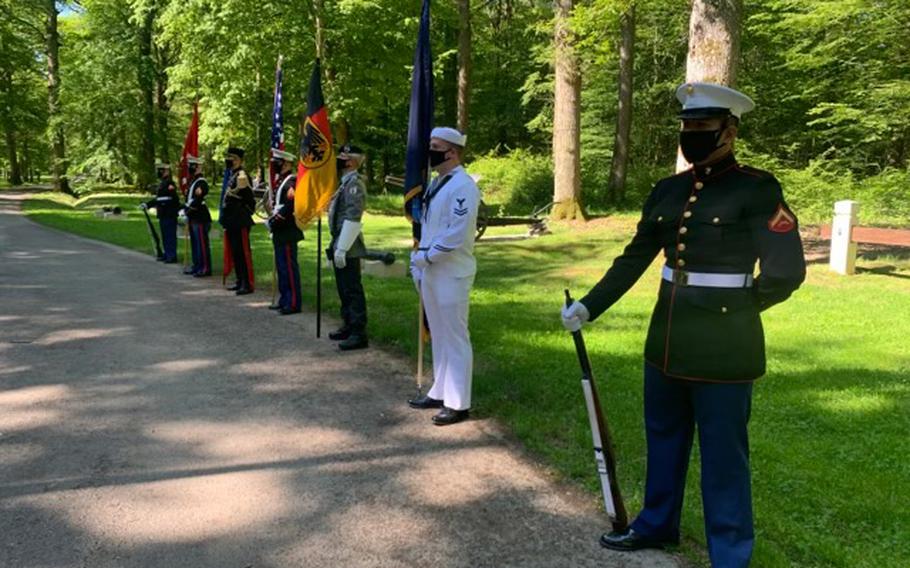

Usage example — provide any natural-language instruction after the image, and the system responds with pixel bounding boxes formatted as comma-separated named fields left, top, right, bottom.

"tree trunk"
left=456, top=0, right=472, bottom=135
left=45, top=0, right=70, bottom=194
left=608, top=4, right=634, bottom=204
left=1, top=69, right=23, bottom=186
left=676, top=0, right=743, bottom=172
left=137, top=7, right=156, bottom=189
left=155, top=47, right=170, bottom=164
left=551, top=0, right=585, bottom=221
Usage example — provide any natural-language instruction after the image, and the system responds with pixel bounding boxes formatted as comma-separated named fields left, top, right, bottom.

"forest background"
left=1, top=0, right=909, bottom=224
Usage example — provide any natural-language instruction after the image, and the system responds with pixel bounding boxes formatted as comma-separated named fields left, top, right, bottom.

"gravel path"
left=0, top=193, right=678, bottom=568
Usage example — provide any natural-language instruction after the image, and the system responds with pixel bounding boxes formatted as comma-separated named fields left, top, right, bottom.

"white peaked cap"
left=676, top=82, right=755, bottom=119
left=186, top=155, right=203, bottom=165
left=430, top=126, right=467, bottom=147
left=271, top=148, right=297, bottom=162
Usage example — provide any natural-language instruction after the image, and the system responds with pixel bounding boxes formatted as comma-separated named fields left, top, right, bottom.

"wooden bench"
left=819, top=225, right=910, bottom=247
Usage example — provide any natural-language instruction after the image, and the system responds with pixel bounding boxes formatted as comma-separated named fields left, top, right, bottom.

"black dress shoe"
left=432, top=407, right=469, bottom=426
left=338, top=334, right=368, bottom=351
left=268, top=304, right=283, bottom=310
left=408, top=395, right=444, bottom=409
left=599, top=528, right=676, bottom=551
left=193, top=272, right=211, bottom=278
left=328, top=327, right=352, bottom=341
left=156, top=256, right=166, bottom=262
left=235, top=287, right=253, bottom=296
left=279, top=308, right=301, bottom=315
left=227, top=284, right=241, bottom=291
left=183, top=268, right=196, bottom=275
left=164, top=259, right=177, bottom=264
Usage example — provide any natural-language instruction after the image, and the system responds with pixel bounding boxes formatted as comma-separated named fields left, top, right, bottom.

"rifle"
left=564, top=289, right=629, bottom=532
left=140, top=204, right=163, bottom=259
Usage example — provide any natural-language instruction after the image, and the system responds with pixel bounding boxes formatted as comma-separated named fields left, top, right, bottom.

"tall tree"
left=677, top=0, right=742, bottom=171
left=608, top=3, right=634, bottom=202
left=45, top=0, right=70, bottom=193
left=137, top=4, right=156, bottom=188
left=551, top=0, right=585, bottom=221
left=456, top=0, right=472, bottom=135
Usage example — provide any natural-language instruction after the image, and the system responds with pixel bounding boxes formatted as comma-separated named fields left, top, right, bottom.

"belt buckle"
left=673, top=269, right=689, bottom=286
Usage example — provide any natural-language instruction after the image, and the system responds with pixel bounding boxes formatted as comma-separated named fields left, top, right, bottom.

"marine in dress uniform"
left=267, top=148, right=303, bottom=315
left=408, top=127, right=481, bottom=426
left=327, top=144, right=369, bottom=350
left=221, top=147, right=256, bottom=295
left=183, top=155, right=212, bottom=277
left=141, top=162, right=180, bottom=263
left=561, top=83, right=806, bottom=567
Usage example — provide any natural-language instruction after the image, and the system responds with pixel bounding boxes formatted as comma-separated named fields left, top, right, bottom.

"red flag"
left=179, top=102, right=200, bottom=197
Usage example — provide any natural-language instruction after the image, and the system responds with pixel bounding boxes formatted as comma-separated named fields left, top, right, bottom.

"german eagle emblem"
left=301, top=117, right=331, bottom=169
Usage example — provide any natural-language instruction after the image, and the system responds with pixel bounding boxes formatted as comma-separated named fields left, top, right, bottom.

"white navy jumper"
left=418, top=165, right=480, bottom=411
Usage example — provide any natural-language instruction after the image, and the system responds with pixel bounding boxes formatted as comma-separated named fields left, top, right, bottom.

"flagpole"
left=316, top=215, right=322, bottom=338
left=416, top=292, right=424, bottom=394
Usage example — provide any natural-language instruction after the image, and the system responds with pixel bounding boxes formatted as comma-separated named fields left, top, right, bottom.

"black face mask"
left=188, top=164, right=198, bottom=176
left=428, top=149, right=449, bottom=167
left=679, top=129, right=723, bottom=164
left=336, top=157, right=349, bottom=173
left=270, top=160, right=283, bottom=173
left=224, top=158, right=234, bottom=170
left=157, top=169, right=167, bottom=179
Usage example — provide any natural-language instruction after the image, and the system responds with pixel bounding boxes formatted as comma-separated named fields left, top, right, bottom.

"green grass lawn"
left=22, top=192, right=910, bottom=568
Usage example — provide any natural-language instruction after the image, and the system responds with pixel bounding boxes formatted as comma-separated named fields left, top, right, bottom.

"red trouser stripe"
left=284, top=244, right=297, bottom=311
left=242, top=228, right=255, bottom=290
left=222, top=231, right=233, bottom=280
left=198, top=224, right=210, bottom=272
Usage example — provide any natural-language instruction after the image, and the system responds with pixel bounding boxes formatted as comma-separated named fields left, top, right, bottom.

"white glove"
left=139, top=203, right=148, bottom=211
left=561, top=301, right=590, bottom=332
left=411, top=249, right=429, bottom=270
left=333, top=248, right=347, bottom=269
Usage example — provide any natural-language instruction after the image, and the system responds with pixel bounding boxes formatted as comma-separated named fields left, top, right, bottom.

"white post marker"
left=830, top=200, right=859, bottom=275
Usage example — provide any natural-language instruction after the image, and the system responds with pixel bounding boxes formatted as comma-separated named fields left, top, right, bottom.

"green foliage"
left=469, top=149, right=553, bottom=214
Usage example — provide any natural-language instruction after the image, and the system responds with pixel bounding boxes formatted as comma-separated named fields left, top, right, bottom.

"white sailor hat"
left=430, top=126, right=467, bottom=148
left=186, top=155, right=203, bottom=165
left=155, top=160, right=171, bottom=169
left=270, top=148, right=296, bottom=162
left=676, top=82, right=755, bottom=119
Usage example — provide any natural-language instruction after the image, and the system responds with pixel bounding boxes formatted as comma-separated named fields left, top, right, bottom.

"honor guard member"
left=408, top=127, right=481, bottom=426
left=267, top=148, right=303, bottom=315
left=141, top=161, right=180, bottom=263
left=561, top=83, right=806, bottom=567
left=183, top=155, right=212, bottom=277
left=327, top=144, right=369, bottom=350
left=221, top=147, right=256, bottom=295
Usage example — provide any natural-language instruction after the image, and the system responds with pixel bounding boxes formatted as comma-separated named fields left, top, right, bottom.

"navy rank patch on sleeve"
left=453, top=197, right=468, bottom=217
left=768, top=203, right=796, bottom=233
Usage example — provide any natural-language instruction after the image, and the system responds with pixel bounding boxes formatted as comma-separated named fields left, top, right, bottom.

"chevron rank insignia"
left=768, top=203, right=796, bottom=233
left=454, top=197, right=468, bottom=217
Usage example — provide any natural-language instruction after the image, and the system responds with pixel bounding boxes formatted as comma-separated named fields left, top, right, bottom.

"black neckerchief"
left=423, top=172, right=454, bottom=214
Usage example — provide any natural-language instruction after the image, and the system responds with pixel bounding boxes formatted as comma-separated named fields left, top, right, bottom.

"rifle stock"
left=141, top=206, right=163, bottom=258
left=565, top=289, right=629, bottom=531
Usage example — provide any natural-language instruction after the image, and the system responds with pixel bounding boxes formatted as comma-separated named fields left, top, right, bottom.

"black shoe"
left=183, top=268, right=196, bottom=275
left=338, top=334, right=368, bottom=351
left=193, top=272, right=211, bottom=278
left=227, top=284, right=241, bottom=291
left=235, top=287, right=253, bottom=296
left=432, top=407, right=469, bottom=426
left=328, top=327, right=352, bottom=341
left=279, top=308, right=301, bottom=315
left=408, top=395, right=444, bottom=409
left=156, top=256, right=165, bottom=262
left=599, top=528, right=676, bottom=551
left=268, top=304, right=284, bottom=310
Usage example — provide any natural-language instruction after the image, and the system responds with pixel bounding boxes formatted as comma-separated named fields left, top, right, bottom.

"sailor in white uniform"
left=408, top=126, right=481, bottom=426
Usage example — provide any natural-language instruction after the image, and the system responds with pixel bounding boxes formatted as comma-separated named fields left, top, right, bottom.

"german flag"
left=294, top=60, right=337, bottom=227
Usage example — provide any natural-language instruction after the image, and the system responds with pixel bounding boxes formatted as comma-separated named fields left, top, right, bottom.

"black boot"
left=329, top=326, right=352, bottom=341
left=338, top=333, right=368, bottom=351
left=599, top=528, right=677, bottom=551
left=432, top=407, right=470, bottom=426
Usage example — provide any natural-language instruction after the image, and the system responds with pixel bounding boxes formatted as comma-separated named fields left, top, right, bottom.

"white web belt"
left=662, top=266, right=754, bottom=288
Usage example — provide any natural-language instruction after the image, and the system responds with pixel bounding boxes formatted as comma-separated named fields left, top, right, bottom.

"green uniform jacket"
left=581, top=154, right=806, bottom=382
left=327, top=170, right=367, bottom=258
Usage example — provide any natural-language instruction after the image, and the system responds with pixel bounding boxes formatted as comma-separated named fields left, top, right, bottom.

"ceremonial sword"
left=140, top=205, right=163, bottom=259
left=565, top=289, right=629, bottom=532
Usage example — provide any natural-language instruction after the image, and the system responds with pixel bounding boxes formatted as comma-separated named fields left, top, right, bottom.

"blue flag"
left=218, top=167, right=231, bottom=226
left=403, top=0, right=434, bottom=239
left=269, top=58, right=285, bottom=193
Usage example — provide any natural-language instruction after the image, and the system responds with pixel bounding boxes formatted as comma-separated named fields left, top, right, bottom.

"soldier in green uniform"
left=561, top=83, right=806, bottom=568
left=327, top=144, right=369, bottom=351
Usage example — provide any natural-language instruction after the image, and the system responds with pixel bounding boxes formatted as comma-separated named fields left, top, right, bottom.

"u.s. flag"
left=269, top=57, right=285, bottom=201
